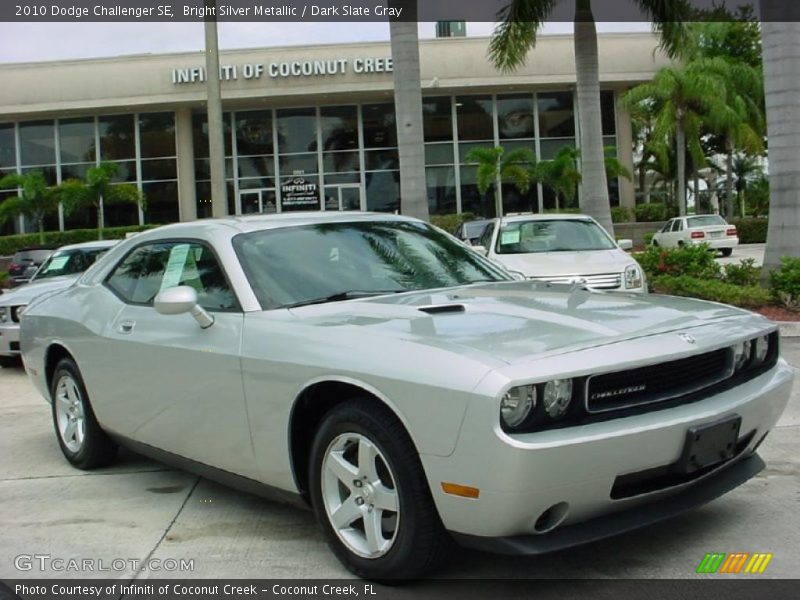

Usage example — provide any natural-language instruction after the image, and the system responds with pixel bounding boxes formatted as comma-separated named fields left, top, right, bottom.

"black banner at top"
left=0, top=0, right=795, bottom=23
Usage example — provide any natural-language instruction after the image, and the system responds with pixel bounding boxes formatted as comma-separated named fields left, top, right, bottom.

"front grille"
left=10, top=306, right=23, bottom=323
left=586, top=348, right=732, bottom=413
left=532, top=272, right=622, bottom=289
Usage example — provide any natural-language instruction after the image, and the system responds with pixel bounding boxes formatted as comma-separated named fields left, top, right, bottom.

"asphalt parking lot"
left=0, top=333, right=797, bottom=582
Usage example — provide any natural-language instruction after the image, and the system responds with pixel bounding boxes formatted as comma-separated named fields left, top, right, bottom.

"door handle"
left=117, top=320, right=136, bottom=334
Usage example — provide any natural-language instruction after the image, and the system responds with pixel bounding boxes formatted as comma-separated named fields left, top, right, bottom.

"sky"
left=0, top=21, right=651, bottom=64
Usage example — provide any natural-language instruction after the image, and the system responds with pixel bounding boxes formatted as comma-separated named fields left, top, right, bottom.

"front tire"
left=720, top=248, right=733, bottom=257
left=51, top=357, right=117, bottom=469
left=309, top=399, right=448, bottom=580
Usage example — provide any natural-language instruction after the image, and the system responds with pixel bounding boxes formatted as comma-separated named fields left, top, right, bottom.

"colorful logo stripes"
left=696, top=552, right=773, bottom=574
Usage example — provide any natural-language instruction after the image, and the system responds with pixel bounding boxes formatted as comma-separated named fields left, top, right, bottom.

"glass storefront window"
left=539, top=138, right=576, bottom=160
left=601, top=91, right=616, bottom=136
left=277, top=108, right=317, bottom=154
left=60, top=163, right=93, bottom=181
left=236, top=110, right=274, bottom=156
left=424, top=143, right=454, bottom=165
left=365, top=149, right=398, bottom=171
left=141, top=158, right=177, bottom=181
left=59, top=118, right=96, bottom=163
left=320, top=106, right=358, bottom=151
left=362, top=104, right=397, bottom=149
left=142, top=180, right=179, bottom=224
left=0, top=191, right=17, bottom=235
left=502, top=183, right=539, bottom=215
left=365, top=170, right=399, bottom=212
left=105, top=187, right=140, bottom=227
left=99, top=114, right=135, bottom=160
left=456, top=95, right=493, bottom=141
left=458, top=141, right=493, bottom=164
left=21, top=165, right=57, bottom=185
left=239, top=177, right=274, bottom=190
left=423, top=97, right=453, bottom=142
left=19, top=121, right=56, bottom=165
left=139, top=112, right=176, bottom=158
left=497, top=94, right=535, bottom=139
left=279, top=153, right=318, bottom=174
left=238, top=155, right=275, bottom=178
left=323, top=172, right=360, bottom=185
left=323, top=151, right=359, bottom=173
left=538, top=92, right=575, bottom=138
left=459, top=164, right=493, bottom=218
left=426, top=166, right=457, bottom=215
left=0, top=125, right=16, bottom=175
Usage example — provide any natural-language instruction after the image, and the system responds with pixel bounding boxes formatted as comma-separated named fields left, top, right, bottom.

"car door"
left=672, top=218, right=686, bottom=246
left=654, top=219, right=672, bottom=245
left=98, top=239, right=256, bottom=477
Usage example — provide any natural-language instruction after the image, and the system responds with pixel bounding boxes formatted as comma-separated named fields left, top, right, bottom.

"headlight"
left=624, top=264, right=643, bottom=289
left=0, top=306, right=8, bottom=323
left=500, top=385, right=536, bottom=429
left=733, top=340, right=752, bottom=371
left=543, top=379, right=573, bottom=418
left=753, top=335, right=770, bottom=364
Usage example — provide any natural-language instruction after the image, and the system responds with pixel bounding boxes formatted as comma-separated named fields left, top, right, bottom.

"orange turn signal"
left=441, top=482, right=480, bottom=499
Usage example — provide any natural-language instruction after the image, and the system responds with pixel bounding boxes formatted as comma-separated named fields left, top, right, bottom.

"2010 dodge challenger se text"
left=19, top=213, right=793, bottom=580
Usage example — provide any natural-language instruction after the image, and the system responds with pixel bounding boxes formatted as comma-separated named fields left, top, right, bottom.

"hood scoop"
left=417, top=303, right=466, bottom=315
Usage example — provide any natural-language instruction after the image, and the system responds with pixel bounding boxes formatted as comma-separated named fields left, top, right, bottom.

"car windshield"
left=464, top=221, right=489, bottom=237
left=32, top=248, right=109, bottom=281
left=495, top=219, right=616, bottom=254
left=233, top=220, right=511, bottom=310
left=687, top=215, right=727, bottom=228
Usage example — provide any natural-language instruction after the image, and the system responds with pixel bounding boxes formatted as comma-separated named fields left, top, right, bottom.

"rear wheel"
left=720, top=248, right=733, bottom=257
left=51, top=357, right=117, bottom=469
left=309, top=399, right=448, bottom=580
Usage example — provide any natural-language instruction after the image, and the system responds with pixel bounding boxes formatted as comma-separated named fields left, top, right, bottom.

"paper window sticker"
left=159, top=244, right=191, bottom=291
left=45, top=256, right=70, bottom=271
left=500, top=230, right=521, bottom=245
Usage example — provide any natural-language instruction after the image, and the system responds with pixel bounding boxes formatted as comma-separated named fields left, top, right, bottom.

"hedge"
left=0, top=225, right=158, bottom=256
left=429, top=212, right=476, bottom=233
left=729, top=218, right=768, bottom=244
left=651, top=275, right=771, bottom=309
left=634, top=203, right=668, bottom=222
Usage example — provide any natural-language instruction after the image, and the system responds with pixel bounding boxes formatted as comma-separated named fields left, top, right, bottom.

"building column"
left=175, top=106, right=197, bottom=222
left=616, top=93, right=636, bottom=211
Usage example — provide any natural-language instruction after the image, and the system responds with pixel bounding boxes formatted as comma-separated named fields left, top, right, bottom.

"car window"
left=32, top=248, right=109, bottom=281
left=106, top=241, right=237, bottom=311
left=660, top=220, right=673, bottom=233
left=687, top=215, right=726, bottom=228
left=478, top=222, right=495, bottom=249
left=495, top=219, right=616, bottom=254
left=233, top=221, right=510, bottom=310
left=671, top=220, right=683, bottom=232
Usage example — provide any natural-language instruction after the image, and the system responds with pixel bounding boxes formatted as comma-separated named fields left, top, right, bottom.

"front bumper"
left=0, top=322, right=20, bottom=357
left=421, top=359, right=792, bottom=543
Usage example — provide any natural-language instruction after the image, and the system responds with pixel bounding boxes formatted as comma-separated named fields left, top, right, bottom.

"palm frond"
left=488, top=0, right=557, bottom=73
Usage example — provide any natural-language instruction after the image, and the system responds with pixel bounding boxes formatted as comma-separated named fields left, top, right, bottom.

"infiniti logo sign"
left=590, top=384, right=647, bottom=400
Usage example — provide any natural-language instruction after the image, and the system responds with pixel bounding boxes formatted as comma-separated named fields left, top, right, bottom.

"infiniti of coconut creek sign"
left=171, top=56, right=393, bottom=84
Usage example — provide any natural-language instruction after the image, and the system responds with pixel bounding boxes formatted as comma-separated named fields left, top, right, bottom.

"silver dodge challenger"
left=19, top=213, right=793, bottom=579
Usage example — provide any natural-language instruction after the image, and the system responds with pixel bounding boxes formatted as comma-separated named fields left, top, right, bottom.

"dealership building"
left=0, top=32, right=669, bottom=234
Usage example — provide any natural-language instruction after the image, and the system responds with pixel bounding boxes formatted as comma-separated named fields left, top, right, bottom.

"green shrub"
left=633, top=244, right=721, bottom=284
left=722, top=258, right=761, bottom=287
left=0, top=225, right=158, bottom=256
left=652, top=275, right=770, bottom=309
left=634, top=203, right=667, bottom=222
left=769, top=256, right=800, bottom=310
left=611, top=206, right=632, bottom=223
left=643, top=232, right=655, bottom=245
left=429, top=212, right=476, bottom=233
left=729, top=218, right=768, bottom=244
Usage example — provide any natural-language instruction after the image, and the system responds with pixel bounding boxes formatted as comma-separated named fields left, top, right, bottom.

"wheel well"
left=289, top=381, right=392, bottom=501
left=44, top=344, right=72, bottom=390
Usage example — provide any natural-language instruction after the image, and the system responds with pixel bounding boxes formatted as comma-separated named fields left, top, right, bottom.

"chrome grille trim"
left=531, top=272, right=622, bottom=289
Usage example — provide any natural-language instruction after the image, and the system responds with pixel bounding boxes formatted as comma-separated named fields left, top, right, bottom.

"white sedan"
left=472, top=214, right=645, bottom=292
left=652, top=215, right=739, bottom=256
left=20, top=213, right=792, bottom=579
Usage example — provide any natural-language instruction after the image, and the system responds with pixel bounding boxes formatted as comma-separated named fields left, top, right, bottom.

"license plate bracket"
left=677, top=415, right=741, bottom=474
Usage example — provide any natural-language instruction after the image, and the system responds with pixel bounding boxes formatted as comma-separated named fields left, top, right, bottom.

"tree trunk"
left=725, top=142, right=735, bottom=219
left=37, top=218, right=44, bottom=245
left=693, top=172, right=700, bottom=213
left=389, top=16, right=429, bottom=221
left=676, top=121, right=687, bottom=216
left=574, top=0, right=613, bottom=235
left=760, top=12, right=800, bottom=281
left=97, top=197, right=105, bottom=240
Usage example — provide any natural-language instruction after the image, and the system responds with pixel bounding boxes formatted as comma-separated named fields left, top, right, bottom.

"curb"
left=776, top=321, right=800, bottom=338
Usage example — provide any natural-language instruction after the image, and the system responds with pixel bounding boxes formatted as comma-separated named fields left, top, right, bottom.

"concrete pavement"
left=0, top=341, right=798, bottom=581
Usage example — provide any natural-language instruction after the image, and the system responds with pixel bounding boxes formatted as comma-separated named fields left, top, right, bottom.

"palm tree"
left=537, top=146, right=582, bottom=210
left=622, top=61, right=729, bottom=216
left=0, top=171, right=60, bottom=243
left=489, top=0, right=689, bottom=235
left=463, top=145, right=536, bottom=218
left=57, top=162, right=144, bottom=240
left=389, top=17, right=429, bottom=221
left=604, top=145, right=633, bottom=184
left=759, top=10, right=800, bottom=277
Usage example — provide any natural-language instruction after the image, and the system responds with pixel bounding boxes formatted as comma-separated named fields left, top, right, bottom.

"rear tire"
left=309, top=399, right=449, bottom=580
left=720, top=248, right=733, bottom=257
left=50, top=357, right=117, bottom=470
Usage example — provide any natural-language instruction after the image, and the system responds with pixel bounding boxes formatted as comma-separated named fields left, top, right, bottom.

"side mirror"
left=617, top=239, right=633, bottom=251
left=154, top=285, right=214, bottom=329
left=471, top=245, right=487, bottom=255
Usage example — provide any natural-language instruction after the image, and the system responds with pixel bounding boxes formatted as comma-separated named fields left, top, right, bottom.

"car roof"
left=495, top=213, right=594, bottom=223
left=54, top=240, right=119, bottom=251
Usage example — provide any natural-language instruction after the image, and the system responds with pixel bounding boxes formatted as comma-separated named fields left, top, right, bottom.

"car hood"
left=0, top=275, right=77, bottom=305
left=490, top=249, right=635, bottom=278
left=287, top=281, right=753, bottom=366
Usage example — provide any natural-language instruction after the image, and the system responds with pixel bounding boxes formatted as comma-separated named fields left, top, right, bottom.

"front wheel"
left=720, top=248, right=733, bottom=257
left=309, top=399, right=448, bottom=580
left=51, top=357, right=118, bottom=469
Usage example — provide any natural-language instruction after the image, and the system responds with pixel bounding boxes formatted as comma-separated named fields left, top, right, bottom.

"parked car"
left=0, top=240, right=116, bottom=368
left=7, top=247, right=54, bottom=288
left=20, top=213, right=791, bottom=579
left=651, top=215, right=739, bottom=256
left=472, top=214, right=645, bottom=292
left=453, top=219, right=493, bottom=246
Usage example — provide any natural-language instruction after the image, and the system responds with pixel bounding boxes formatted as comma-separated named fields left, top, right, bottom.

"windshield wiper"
left=284, top=290, right=404, bottom=309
